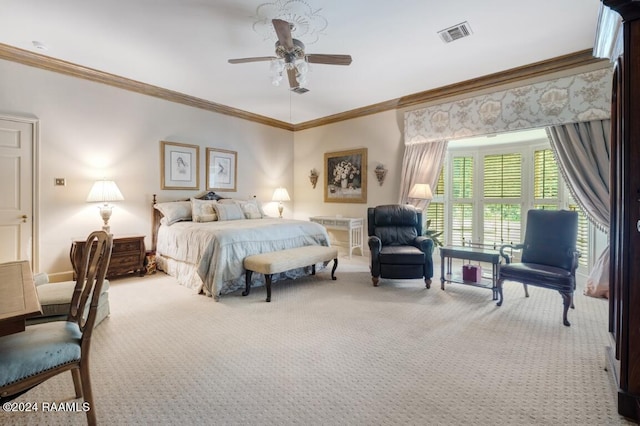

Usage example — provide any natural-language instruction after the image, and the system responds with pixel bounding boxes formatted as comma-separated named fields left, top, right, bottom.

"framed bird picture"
left=206, top=148, right=237, bottom=192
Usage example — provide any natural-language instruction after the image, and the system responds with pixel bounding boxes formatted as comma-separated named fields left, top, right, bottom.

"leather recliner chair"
left=367, top=204, right=435, bottom=287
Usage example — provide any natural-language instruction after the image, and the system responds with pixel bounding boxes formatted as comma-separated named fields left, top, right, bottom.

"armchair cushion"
left=519, top=209, right=578, bottom=271
left=379, top=246, right=426, bottom=264
left=27, top=278, right=110, bottom=327
left=374, top=227, right=417, bottom=246
left=0, top=321, right=82, bottom=387
left=500, top=263, right=574, bottom=290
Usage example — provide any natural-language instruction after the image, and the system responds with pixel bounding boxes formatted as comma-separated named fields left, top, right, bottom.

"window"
left=450, top=156, right=473, bottom=245
left=533, top=149, right=559, bottom=200
left=482, top=153, right=522, bottom=246
left=442, top=130, right=591, bottom=269
left=568, top=204, right=589, bottom=267
left=426, top=168, right=445, bottom=241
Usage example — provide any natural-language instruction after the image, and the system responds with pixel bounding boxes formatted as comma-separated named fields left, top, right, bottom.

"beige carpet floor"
left=1, top=255, right=633, bottom=425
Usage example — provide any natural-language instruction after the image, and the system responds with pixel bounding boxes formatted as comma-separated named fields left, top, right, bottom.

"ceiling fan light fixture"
left=270, top=59, right=284, bottom=73
left=296, top=60, right=309, bottom=75
left=230, top=17, right=350, bottom=93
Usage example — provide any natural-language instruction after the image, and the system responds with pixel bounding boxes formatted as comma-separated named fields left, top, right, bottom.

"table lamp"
left=408, top=183, right=433, bottom=210
left=272, top=187, right=291, bottom=218
left=86, top=179, right=124, bottom=232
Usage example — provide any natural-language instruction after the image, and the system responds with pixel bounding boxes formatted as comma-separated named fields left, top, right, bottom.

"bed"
left=151, top=192, right=331, bottom=299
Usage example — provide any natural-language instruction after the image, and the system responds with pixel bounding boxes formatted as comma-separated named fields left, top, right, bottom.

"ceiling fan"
left=228, top=19, right=352, bottom=93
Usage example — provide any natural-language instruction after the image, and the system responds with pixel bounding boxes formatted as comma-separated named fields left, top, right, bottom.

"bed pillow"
left=219, top=198, right=266, bottom=218
left=191, top=198, right=218, bottom=222
left=154, top=201, right=192, bottom=225
left=238, top=199, right=263, bottom=219
left=213, top=202, right=245, bottom=221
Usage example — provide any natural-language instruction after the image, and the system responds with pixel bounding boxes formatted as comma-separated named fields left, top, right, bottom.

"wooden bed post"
left=151, top=194, right=160, bottom=252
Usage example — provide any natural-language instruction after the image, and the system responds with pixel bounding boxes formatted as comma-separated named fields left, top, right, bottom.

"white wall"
left=0, top=58, right=608, bottom=274
left=0, top=59, right=293, bottom=274
left=292, top=110, right=406, bottom=250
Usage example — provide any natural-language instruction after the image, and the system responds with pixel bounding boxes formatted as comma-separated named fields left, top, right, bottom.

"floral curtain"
left=546, top=119, right=611, bottom=298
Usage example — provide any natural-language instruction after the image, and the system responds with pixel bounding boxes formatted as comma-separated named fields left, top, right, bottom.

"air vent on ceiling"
left=291, top=87, right=310, bottom=94
left=438, top=21, right=473, bottom=43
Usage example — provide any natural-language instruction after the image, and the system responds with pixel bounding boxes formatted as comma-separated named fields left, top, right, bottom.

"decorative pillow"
left=218, top=198, right=240, bottom=205
left=213, top=202, right=245, bottom=221
left=238, top=199, right=263, bottom=219
left=190, top=198, right=218, bottom=222
left=154, top=201, right=192, bottom=225
left=219, top=198, right=266, bottom=218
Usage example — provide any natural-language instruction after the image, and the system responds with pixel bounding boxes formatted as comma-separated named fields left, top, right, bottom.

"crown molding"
left=292, top=49, right=608, bottom=131
left=0, top=43, right=607, bottom=132
left=0, top=43, right=294, bottom=131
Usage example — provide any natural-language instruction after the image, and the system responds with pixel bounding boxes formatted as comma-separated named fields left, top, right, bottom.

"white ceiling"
left=0, top=0, right=602, bottom=125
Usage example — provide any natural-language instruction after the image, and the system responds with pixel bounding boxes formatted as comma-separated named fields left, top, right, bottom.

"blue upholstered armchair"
left=497, top=209, right=579, bottom=326
left=367, top=204, right=435, bottom=288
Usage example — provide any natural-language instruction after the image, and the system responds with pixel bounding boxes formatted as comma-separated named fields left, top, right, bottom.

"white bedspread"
left=156, top=218, right=330, bottom=296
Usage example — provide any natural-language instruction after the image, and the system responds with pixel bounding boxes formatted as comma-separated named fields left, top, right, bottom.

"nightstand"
left=71, top=235, right=146, bottom=279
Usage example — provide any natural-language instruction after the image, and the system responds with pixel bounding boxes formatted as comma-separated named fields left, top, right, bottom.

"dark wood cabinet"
left=71, top=235, right=146, bottom=279
left=603, top=0, right=640, bottom=421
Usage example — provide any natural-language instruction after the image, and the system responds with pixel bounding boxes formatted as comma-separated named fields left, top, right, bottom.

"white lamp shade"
left=408, top=183, right=433, bottom=200
left=86, top=180, right=124, bottom=203
left=272, top=187, right=291, bottom=202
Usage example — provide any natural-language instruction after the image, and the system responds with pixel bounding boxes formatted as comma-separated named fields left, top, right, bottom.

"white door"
left=0, top=116, right=34, bottom=264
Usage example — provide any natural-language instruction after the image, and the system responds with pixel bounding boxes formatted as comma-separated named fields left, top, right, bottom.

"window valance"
left=404, top=68, right=612, bottom=144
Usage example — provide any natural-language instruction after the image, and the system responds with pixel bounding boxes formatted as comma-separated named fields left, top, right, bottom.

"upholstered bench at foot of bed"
left=243, top=246, right=338, bottom=302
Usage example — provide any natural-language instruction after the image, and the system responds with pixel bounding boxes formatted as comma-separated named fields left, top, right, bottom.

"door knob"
left=21, top=215, right=27, bottom=223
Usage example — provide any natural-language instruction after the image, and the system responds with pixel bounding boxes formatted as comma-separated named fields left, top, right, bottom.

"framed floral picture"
left=324, top=148, right=367, bottom=203
left=160, top=141, right=199, bottom=190
left=206, top=148, right=237, bottom=191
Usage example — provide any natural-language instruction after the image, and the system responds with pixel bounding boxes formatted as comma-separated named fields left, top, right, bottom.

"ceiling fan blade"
left=286, top=68, right=298, bottom=88
left=272, top=19, right=294, bottom=51
left=228, top=56, right=276, bottom=64
left=306, top=54, right=352, bottom=66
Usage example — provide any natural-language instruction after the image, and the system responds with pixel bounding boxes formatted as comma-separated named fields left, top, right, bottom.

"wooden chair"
left=496, top=209, right=579, bottom=326
left=0, top=230, right=113, bottom=425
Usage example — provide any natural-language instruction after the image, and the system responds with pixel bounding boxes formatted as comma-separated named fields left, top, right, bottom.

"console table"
left=440, top=246, right=501, bottom=300
left=309, top=216, right=363, bottom=259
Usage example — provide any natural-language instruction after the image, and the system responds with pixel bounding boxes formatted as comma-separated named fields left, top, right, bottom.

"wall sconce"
left=86, top=179, right=124, bottom=232
left=374, top=164, right=387, bottom=186
left=309, top=168, right=319, bottom=189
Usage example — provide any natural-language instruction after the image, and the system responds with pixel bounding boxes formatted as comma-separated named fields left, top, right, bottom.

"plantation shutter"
left=482, top=153, right=522, bottom=246
left=534, top=149, right=559, bottom=200
left=568, top=204, right=589, bottom=267
left=426, top=167, right=446, bottom=242
left=451, top=156, right=473, bottom=245
left=452, top=156, right=473, bottom=198
left=434, top=166, right=445, bottom=196
left=483, top=153, right=521, bottom=198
